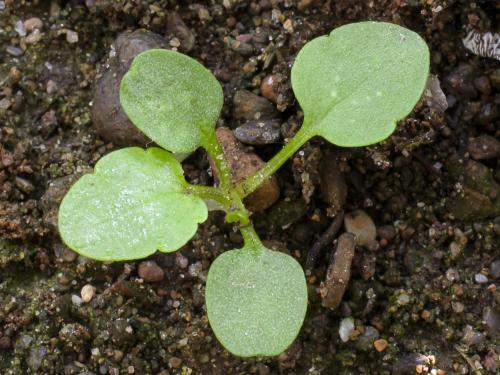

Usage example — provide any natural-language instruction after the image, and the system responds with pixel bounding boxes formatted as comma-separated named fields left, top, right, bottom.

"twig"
left=305, top=210, right=344, bottom=275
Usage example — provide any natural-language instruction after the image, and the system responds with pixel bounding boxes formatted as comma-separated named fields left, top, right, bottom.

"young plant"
left=58, top=22, right=429, bottom=357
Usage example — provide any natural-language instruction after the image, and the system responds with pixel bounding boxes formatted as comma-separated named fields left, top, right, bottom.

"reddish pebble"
left=138, top=261, right=164, bottom=282
left=169, top=357, right=182, bottom=368
left=260, top=74, right=278, bottom=103
left=374, top=338, right=388, bottom=352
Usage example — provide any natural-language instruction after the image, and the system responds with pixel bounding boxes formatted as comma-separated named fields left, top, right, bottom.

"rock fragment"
left=233, top=119, right=281, bottom=145
left=92, top=30, right=168, bottom=147
left=233, top=90, right=278, bottom=122
left=373, top=338, right=388, bottom=352
left=344, top=210, right=377, bottom=249
left=166, top=12, right=195, bottom=52
left=422, top=74, right=448, bottom=112
left=320, top=233, right=356, bottom=309
left=468, top=135, right=500, bottom=160
left=138, top=260, right=164, bottom=282
left=80, top=284, right=96, bottom=303
left=320, top=150, right=347, bottom=215
left=24, top=17, right=43, bottom=33
left=338, top=317, right=355, bottom=342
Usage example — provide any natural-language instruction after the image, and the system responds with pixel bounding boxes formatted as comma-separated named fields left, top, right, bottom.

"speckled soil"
left=0, top=1, right=499, bottom=374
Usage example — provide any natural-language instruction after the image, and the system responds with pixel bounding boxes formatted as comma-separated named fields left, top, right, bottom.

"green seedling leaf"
left=58, top=147, right=207, bottom=261
left=291, top=21, right=430, bottom=147
left=206, top=245, right=307, bottom=357
left=120, top=49, right=223, bottom=153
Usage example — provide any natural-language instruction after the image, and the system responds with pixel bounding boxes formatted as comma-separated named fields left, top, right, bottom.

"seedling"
left=59, top=22, right=429, bottom=357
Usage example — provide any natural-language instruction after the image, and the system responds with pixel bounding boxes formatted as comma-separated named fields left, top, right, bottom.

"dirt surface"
left=1, top=0, right=499, bottom=374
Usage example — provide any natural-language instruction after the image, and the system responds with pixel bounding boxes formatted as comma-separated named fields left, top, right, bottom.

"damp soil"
left=0, top=1, right=499, bottom=374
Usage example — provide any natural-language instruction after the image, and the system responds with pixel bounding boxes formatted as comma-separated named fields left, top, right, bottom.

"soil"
left=1, top=1, right=499, bottom=374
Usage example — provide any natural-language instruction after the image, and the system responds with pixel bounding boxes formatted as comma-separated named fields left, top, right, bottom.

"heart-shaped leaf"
left=120, top=49, right=223, bottom=153
left=206, top=245, right=307, bottom=357
left=291, top=21, right=430, bottom=147
left=58, top=147, right=207, bottom=261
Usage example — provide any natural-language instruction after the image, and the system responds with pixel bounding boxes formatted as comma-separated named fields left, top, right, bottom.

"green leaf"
left=206, top=245, right=307, bottom=357
left=291, top=21, right=430, bottom=147
left=120, top=49, right=223, bottom=153
left=58, top=147, right=207, bottom=261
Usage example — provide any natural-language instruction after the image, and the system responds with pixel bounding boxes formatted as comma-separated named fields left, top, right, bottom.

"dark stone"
left=92, top=30, right=168, bottom=147
left=233, top=119, right=281, bottom=145
left=233, top=90, right=278, bottom=122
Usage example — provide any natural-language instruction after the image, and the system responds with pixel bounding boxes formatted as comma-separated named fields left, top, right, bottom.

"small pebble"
left=452, top=301, right=465, bottom=313
left=233, top=119, right=281, bottom=145
left=166, top=12, right=195, bottom=52
left=444, top=64, right=477, bottom=97
left=15, top=20, right=26, bottom=36
left=24, top=17, right=43, bottom=32
left=490, top=260, right=500, bottom=279
left=339, top=317, right=355, bottom=342
left=474, top=273, right=488, bottom=284
left=81, top=284, right=96, bottom=303
left=188, top=261, right=203, bottom=278
left=0, top=98, right=11, bottom=110
left=468, top=135, right=500, bottom=160
left=461, top=325, right=485, bottom=346
left=474, top=75, right=491, bottom=96
left=175, top=253, right=189, bottom=269
left=25, top=29, right=42, bottom=45
left=320, top=150, right=347, bottom=214
left=14, top=176, right=34, bottom=193
left=478, top=103, right=498, bottom=125
left=373, top=338, right=388, bottom=352
left=233, top=90, right=278, bottom=122
left=6, top=45, right=23, bottom=57
left=92, top=29, right=167, bottom=147
left=344, top=210, right=377, bottom=249
left=0, top=336, right=12, bottom=349
left=298, top=0, right=314, bottom=11
left=65, top=30, right=79, bottom=44
left=169, top=357, right=182, bottom=368
left=260, top=74, right=278, bottom=103
left=71, top=294, right=83, bottom=306
left=397, top=293, right=410, bottom=305
left=356, top=326, right=379, bottom=351
left=46, top=80, right=57, bottom=94
left=422, top=75, right=448, bottom=112
left=138, top=260, right=164, bottom=282
left=483, top=307, right=500, bottom=333
left=113, top=350, right=124, bottom=363
left=320, top=233, right=356, bottom=309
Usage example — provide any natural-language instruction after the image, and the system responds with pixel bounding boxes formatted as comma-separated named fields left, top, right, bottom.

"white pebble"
left=15, top=20, right=26, bottom=37
left=24, top=17, right=43, bottom=33
left=25, top=29, right=42, bottom=45
left=474, top=273, right=488, bottom=284
left=175, top=253, right=189, bottom=269
left=339, top=317, right=355, bottom=342
left=81, top=284, right=96, bottom=303
left=65, top=30, right=79, bottom=44
left=71, top=294, right=83, bottom=306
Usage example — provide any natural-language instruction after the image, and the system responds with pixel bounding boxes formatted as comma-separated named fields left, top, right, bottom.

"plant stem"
left=240, top=225, right=263, bottom=250
left=201, top=132, right=251, bottom=226
left=235, top=127, right=311, bottom=198
left=185, top=184, right=232, bottom=207
left=202, top=133, right=232, bottom=189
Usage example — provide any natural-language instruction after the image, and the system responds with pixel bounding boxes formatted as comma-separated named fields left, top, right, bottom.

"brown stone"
left=373, top=338, right=388, bottom=352
left=138, top=261, right=164, bottom=282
